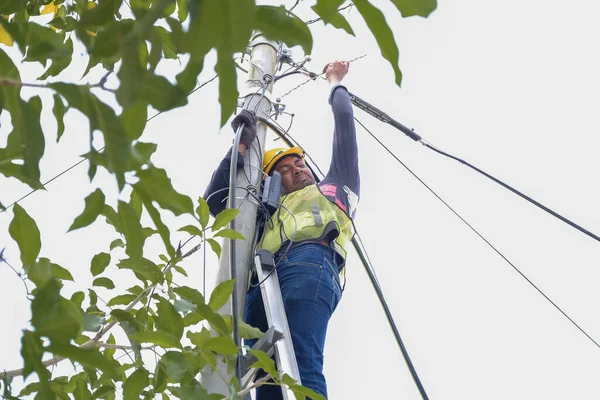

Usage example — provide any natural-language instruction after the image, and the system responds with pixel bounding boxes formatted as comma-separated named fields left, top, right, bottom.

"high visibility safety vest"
left=260, top=184, right=355, bottom=269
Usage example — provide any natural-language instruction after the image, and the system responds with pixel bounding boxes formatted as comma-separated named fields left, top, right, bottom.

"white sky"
left=2, top=0, right=600, bottom=399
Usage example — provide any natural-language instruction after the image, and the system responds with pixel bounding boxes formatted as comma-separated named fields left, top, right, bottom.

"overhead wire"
left=353, top=116, right=600, bottom=351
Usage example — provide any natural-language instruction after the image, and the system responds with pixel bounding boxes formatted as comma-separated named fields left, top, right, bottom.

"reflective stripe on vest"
left=259, top=185, right=355, bottom=266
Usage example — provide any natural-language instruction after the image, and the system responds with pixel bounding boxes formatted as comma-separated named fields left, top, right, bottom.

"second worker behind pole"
left=203, top=60, right=359, bottom=399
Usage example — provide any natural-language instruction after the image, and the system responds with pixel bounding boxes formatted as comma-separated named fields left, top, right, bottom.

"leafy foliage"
left=0, top=0, right=436, bottom=397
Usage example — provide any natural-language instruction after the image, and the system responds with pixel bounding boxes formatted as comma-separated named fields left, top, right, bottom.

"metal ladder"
left=239, top=249, right=301, bottom=399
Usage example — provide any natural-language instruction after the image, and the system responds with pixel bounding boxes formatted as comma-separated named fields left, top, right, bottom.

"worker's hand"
left=322, top=60, right=349, bottom=85
left=231, top=109, right=257, bottom=150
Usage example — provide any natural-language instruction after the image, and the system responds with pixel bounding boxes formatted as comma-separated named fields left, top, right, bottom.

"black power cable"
left=354, top=116, right=600, bottom=351
left=423, top=142, right=600, bottom=243
left=347, top=91, right=600, bottom=245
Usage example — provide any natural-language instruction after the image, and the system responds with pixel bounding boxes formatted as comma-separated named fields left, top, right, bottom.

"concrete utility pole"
left=201, top=34, right=279, bottom=396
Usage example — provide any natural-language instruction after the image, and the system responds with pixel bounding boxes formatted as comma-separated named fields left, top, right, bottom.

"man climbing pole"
left=204, top=60, right=359, bottom=399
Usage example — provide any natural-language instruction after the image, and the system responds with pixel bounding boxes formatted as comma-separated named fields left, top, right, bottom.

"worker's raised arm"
left=203, top=110, right=257, bottom=216
left=323, top=61, right=360, bottom=201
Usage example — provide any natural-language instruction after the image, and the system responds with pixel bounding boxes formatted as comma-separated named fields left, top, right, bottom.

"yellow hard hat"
left=263, top=147, right=304, bottom=175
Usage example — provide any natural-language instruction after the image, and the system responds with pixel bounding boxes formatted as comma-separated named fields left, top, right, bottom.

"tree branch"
left=237, top=374, right=273, bottom=397
left=0, top=242, right=201, bottom=379
left=305, top=3, right=354, bottom=25
left=0, top=76, right=115, bottom=92
left=97, top=342, right=156, bottom=351
left=0, top=252, right=31, bottom=298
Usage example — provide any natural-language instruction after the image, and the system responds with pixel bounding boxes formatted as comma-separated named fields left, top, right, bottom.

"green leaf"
left=311, top=0, right=354, bottom=35
left=122, top=368, right=149, bottom=400
left=390, top=0, right=437, bottom=17
left=225, top=318, right=263, bottom=340
left=117, top=257, right=163, bottom=284
left=156, top=297, right=184, bottom=340
left=20, top=330, right=53, bottom=399
left=103, top=333, right=117, bottom=360
left=53, top=94, right=67, bottom=143
left=196, top=197, right=210, bottom=230
left=208, top=279, right=234, bottom=311
left=203, top=336, right=238, bottom=355
left=286, top=377, right=327, bottom=400
left=211, top=208, right=239, bottom=231
left=213, top=228, right=245, bottom=240
left=138, top=193, right=176, bottom=259
left=128, top=191, right=143, bottom=220
left=110, top=309, right=142, bottom=335
left=72, top=376, right=92, bottom=400
left=129, top=331, right=182, bottom=349
left=175, top=382, right=212, bottom=400
left=127, top=285, right=144, bottom=296
left=26, top=258, right=52, bottom=288
left=173, top=286, right=206, bottom=305
left=174, top=299, right=196, bottom=314
left=91, top=385, right=115, bottom=400
left=139, top=73, right=188, bottom=112
left=177, top=0, right=188, bottom=22
left=38, top=37, right=74, bottom=80
left=51, top=262, right=74, bottom=281
left=83, top=313, right=105, bottom=332
left=162, top=1, right=177, bottom=18
left=155, top=351, right=194, bottom=391
left=31, top=279, right=83, bottom=344
left=71, top=292, right=85, bottom=308
left=176, top=59, right=204, bottom=93
left=118, top=200, right=144, bottom=261
left=249, top=349, right=278, bottom=379
left=107, top=294, right=137, bottom=307
left=116, top=36, right=146, bottom=108
left=21, top=330, right=45, bottom=380
left=109, top=239, right=125, bottom=251
left=120, top=102, right=147, bottom=140
left=49, top=83, right=131, bottom=189
left=173, top=265, right=188, bottom=277
left=0, top=49, right=44, bottom=188
left=187, top=0, right=254, bottom=125
left=9, top=204, right=41, bottom=266
left=254, top=6, right=312, bottom=54
left=83, top=55, right=101, bottom=79
left=17, top=382, right=41, bottom=397
left=352, top=0, right=403, bottom=86
left=69, top=189, right=106, bottom=232
left=47, top=343, right=117, bottom=376
left=89, top=289, right=98, bottom=307
left=134, top=166, right=193, bottom=215
left=93, top=277, right=115, bottom=289
left=91, top=252, right=111, bottom=276
left=154, top=26, right=177, bottom=59
left=102, top=205, right=124, bottom=234
left=206, top=238, right=222, bottom=259
left=0, top=0, right=24, bottom=14
left=178, top=224, right=202, bottom=237
left=79, top=0, right=123, bottom=26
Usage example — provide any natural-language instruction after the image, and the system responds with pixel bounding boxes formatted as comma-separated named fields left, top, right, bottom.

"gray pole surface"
left=201, top=35, right=278, bottom=396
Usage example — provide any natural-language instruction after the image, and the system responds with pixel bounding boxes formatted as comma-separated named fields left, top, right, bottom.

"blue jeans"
left=244, top=243, right=343, bottom=399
